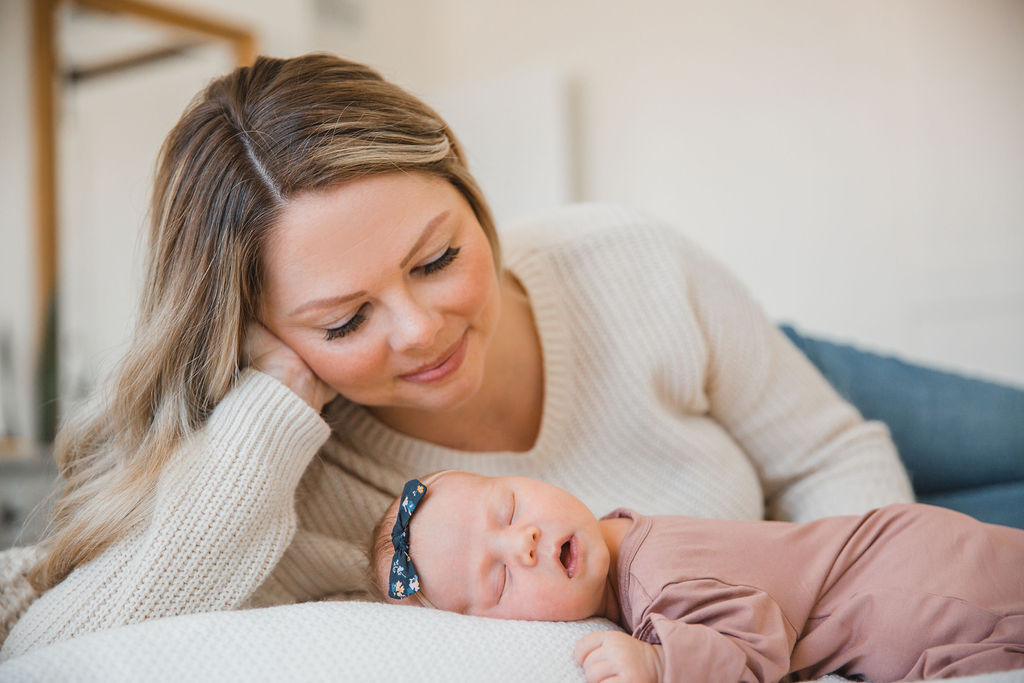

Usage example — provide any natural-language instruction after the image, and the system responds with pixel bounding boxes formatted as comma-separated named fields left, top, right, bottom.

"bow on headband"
left=388, top=478, right=427, bottom=599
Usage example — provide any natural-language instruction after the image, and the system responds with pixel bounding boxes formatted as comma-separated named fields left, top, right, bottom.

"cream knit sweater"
left=1, top=204, right=913, bottom=660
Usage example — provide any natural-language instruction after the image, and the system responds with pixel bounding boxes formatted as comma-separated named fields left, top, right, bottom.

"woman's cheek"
left=461, top=252, right=500, bottom=320
left=308, top=339, right=392, bottom=399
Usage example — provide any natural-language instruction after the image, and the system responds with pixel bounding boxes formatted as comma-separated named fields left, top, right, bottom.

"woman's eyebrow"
left=399, top=210, right=451, bottom=268
left=287, top=290, right=368, bottom=318
left=286, top=210, right=451, bottom=319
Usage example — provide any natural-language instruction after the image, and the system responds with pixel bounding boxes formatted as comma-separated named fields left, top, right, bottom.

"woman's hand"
left=574, top=631, right=664, bottom=682
left=243, top=322, right=338, bottom=412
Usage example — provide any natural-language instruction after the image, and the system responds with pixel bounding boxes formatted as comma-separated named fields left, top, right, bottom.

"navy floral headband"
left=388, top=478, right=427, bottom=600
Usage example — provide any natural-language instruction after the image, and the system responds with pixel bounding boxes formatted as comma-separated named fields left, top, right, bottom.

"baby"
left=370, top=471, right=1024, bottom=683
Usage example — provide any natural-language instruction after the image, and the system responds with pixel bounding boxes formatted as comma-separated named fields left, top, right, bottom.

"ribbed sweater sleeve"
left=0, top=370, right=330, bottom=661
left=679, top=232, right=915, bottom=521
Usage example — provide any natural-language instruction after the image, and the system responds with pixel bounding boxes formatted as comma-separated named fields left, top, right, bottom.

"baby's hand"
left=574, top=631, right=664, bottom=682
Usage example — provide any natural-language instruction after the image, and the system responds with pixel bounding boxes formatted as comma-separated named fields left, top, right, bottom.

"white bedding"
left=1, top=601, right=1022, bottom=682
left=0, top=602, right=615, bottom=682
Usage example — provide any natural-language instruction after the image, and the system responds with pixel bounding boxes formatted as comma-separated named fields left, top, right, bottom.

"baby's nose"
left=510, top=525, right=540, bottom=567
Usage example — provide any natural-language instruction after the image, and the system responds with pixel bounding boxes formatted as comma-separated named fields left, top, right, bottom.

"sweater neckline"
left=329, top=244, right=572, bottom=471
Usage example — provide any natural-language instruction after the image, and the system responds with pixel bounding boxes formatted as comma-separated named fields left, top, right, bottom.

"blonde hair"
left=368, top=470, right=456, bottom=608
left=31, top=54, right=498, bottom=591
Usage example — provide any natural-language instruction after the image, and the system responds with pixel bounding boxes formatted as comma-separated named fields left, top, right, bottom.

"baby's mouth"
left=559, top=536, right=579, bottom=579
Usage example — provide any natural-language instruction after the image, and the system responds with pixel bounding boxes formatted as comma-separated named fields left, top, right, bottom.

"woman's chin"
left=413, top=373, right=484, bottom=414
left=370, top=365, right=483, bottom=417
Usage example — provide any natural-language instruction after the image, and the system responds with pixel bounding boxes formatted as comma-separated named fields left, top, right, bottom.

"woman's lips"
left=398, top=332, right=468, bottom=383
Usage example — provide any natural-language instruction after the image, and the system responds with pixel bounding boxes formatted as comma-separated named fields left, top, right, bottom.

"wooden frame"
left=30, top=0, right=257, bottom=439
left=31, top=0, right=59, bottom=442
left=69, top=0, right=257, bottom=68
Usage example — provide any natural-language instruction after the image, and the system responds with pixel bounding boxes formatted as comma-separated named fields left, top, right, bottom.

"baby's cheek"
left=512, top=585, right=580, bottom=621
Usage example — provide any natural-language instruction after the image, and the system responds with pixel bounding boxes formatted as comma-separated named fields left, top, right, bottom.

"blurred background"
left=2, top=0, right=1023, bottom=454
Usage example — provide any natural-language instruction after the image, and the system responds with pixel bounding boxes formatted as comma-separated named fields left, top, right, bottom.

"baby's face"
left=408, top=473, right=610, bottom=620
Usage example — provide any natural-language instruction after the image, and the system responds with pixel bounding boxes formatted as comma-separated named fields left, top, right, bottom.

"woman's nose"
left=388, top=293, right=442, bottom=351
left=502, top=525, right=540, bottom=568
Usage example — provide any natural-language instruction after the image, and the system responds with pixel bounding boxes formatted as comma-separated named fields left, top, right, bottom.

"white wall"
left=314, top=0, right=1024, bottom=386
left=0, top=0, right=35, bottom=443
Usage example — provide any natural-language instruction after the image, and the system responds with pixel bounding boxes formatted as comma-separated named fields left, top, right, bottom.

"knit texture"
left=1, top=602, right=1020, bottom=682
left=0, top=602, right=618, bottom=682
left=0, top=547, right=42, bottom=646
left=1, top=371, right=329, bottom=658
left=1, top=204, right=913, bottom=661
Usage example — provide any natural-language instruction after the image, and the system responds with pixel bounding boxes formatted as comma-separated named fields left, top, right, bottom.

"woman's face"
left=261, top=172, right=501, bottom=412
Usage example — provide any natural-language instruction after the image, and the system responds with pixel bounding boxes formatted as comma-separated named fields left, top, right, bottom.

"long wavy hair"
left=31, top=53, right=498, bottom=590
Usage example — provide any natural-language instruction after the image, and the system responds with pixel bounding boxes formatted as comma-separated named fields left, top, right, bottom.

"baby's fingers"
left=574, top=632, right=622, bottom=682
left=575, top=631, right=662, bottom=683
left=581, top=661, right=621, bottom=682
left=574, top=631, right=608, bottom=665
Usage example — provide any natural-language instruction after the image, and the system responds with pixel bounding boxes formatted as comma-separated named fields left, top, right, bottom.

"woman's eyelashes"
left=323, top=304, right=369, bottom=341
left=417, top=245, right=460, bottom=275
left=321, top=245, right=461, bottom=341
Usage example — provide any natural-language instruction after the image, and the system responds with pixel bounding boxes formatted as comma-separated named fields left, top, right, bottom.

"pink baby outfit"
left=607, top=504, right=1024, bottom=682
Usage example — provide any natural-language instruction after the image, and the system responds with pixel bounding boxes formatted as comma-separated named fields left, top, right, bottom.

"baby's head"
left=370, top=471, right=610, bottom=621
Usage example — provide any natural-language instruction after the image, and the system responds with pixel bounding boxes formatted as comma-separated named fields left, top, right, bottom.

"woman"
left=1, top=53, right=1018, bottom=660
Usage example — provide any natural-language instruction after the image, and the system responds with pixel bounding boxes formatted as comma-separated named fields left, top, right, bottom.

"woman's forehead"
left=271, top=174, right=456, bottom=261
left=260, top=173, right=469, bottom=314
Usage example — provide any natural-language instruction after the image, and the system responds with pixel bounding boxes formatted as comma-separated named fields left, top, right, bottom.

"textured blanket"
left=1, top=601, right=1022, bottom=682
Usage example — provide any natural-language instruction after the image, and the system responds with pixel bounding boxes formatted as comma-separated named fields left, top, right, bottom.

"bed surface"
left=1, top=601, right=1022, bottom=682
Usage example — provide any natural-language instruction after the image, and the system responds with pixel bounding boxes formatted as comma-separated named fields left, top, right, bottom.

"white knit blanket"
left=0, top=602, right=615, bottom=682
left=0, top=601, right=1022, bottom=683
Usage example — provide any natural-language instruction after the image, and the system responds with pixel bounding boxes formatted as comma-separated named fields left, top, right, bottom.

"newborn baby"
left=370, top=471, right=1024, bottom=682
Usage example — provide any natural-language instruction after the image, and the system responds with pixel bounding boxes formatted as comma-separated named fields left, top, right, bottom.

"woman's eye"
left=323, top=304, right=369, bottom=341
left=417, top=246, right=460, bottom=275
left=507, top=492, right=516, bottom=525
